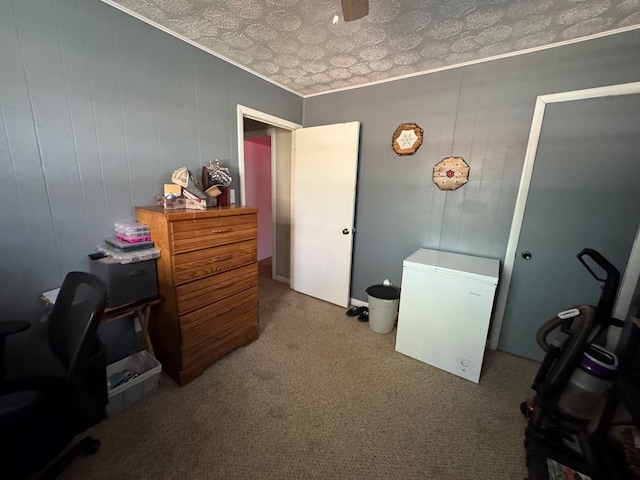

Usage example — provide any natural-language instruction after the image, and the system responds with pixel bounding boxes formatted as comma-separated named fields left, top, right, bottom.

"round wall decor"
left=392, top=122, right=424, bottom=156
left=433, top=156, right=470, bottom=191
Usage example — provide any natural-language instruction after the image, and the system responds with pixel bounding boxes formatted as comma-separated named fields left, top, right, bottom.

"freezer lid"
left=403, top=248, right=500, bottom=284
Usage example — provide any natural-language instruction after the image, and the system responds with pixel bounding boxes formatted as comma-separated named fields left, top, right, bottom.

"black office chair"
left=0, top=271, right=108, bottom=479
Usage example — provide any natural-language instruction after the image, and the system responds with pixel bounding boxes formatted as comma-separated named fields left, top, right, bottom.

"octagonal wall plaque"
left=433, top=156, right=470, bottom=191
left=392, top=122, right=424, bottom=156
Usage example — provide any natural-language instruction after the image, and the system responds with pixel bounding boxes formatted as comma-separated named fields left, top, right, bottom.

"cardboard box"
left=163, top=183, right=182, bottom=196
left=205, top=185, right=221, bottom=197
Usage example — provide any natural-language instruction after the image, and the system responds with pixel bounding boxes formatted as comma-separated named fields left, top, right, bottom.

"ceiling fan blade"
left=341, top=0, right=369, bottom=22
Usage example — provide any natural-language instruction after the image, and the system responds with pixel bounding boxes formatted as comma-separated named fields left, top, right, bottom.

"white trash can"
left=366, top=283, right=400, bottom=334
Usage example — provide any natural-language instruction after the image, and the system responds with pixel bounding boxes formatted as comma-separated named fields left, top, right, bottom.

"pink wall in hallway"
left=244, top=136, right=272, bottom=261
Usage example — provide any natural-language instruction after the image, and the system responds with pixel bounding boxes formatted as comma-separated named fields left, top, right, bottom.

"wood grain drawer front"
left=172, top=239, right=257, bottom=285
left=180, top=287, right=258, bottom=348
left=181, top=308, right=257, bottom=368
left=175, top=263, right=258, bottom=315
left=170, top=214, right=257, bottom=254
left=179, top=326, right=258, bottom=386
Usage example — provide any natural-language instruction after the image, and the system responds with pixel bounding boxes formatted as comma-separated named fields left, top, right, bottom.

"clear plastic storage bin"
left=114, top=220, right=150, bottom=237
left=106, top=350, right=161, bottom=417
left=97, top=244, right=160, bottom=264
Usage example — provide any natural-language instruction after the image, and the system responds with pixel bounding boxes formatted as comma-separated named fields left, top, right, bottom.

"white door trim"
left=237, top=105, right=301, bottom=206
left=488, top=81, right=640, bottom=351
left=237, top=105, right=301, bottom=280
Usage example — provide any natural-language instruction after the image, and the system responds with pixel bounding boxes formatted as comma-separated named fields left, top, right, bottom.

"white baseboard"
left=349, top=298, right=368, bottom=307
left=273, top=275, right=290, bottom=285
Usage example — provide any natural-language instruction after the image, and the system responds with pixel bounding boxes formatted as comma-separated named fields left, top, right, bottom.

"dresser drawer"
left=180, top=287, right=258, bottom=351
left=170, top=214, right=257, bottom=254
left=175, top=263, right=258, bottom=315
left=181, top=308, right=258, bottom=368
left=172, top=239, right=257, bottom=285
left=179, top=324, right=258, bottom=385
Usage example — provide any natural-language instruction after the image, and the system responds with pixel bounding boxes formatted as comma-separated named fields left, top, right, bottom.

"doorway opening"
left=236, top=105, right=301, bottom=284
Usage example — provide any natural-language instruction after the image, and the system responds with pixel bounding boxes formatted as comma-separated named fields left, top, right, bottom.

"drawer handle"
left=210, top=253, right=233, bottom=263
left=212, top=228, right=233, bottom=234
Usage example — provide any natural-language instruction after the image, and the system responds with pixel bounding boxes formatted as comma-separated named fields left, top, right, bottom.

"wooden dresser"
left=135, top=206, right=259, bottom=386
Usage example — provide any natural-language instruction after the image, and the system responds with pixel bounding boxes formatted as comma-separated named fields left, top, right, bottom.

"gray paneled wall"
left=303, top=30, right=640, bottom=330
left=3, top=0, right=640, bottom=359
left=0, top=0, right=302, bottom=318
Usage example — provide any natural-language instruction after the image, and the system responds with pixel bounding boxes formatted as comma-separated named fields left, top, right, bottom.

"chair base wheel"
left=81, top=436, right=101, bottom=455
left=39, top=436, right=102, bottom=480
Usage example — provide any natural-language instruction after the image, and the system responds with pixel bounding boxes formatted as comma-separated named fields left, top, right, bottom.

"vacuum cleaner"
left=521, top=248, right=621, bottom=480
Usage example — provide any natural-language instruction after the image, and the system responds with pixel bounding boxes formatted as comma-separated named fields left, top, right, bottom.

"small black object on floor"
left=346, top=306, right=365, bottom=317
left=345, top=306, right=369, bottom=322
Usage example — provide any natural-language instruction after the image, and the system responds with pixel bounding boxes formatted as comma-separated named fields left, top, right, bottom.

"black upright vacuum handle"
left=577, top=248, right=620, bottom=323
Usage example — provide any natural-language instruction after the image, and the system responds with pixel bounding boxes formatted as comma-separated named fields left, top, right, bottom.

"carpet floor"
left=60, top=260, right=539, bottom=479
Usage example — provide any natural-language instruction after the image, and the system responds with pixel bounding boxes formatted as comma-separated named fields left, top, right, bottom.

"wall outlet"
left=230, top=188, right=236, bottom=204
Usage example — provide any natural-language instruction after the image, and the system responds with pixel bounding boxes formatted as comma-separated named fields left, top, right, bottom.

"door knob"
left=521, top=251, right=532, bottom=260
left=342, top=228, right=351, bottom=235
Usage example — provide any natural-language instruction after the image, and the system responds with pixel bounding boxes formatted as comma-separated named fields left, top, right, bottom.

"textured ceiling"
left=105, top=0, right=640, bottom=97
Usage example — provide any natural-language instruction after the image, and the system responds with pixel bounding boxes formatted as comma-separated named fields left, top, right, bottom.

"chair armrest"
left=0, top=321, right=31, bottom=381
left=0, top=321, right=31, bottom=341
left=0, top=390, right=41, bottom=419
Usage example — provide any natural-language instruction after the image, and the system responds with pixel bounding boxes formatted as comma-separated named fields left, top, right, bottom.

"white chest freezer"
left=395, top=248, right=500, bottom=383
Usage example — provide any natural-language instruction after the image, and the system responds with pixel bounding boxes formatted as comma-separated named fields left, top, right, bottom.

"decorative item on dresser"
left=135, top=206, right=259, bottom=386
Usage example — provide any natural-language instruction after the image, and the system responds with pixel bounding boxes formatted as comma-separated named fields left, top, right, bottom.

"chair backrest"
left=47, top=272, right=107, bottom=381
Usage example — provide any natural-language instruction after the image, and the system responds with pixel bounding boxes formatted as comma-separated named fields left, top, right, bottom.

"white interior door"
left=291, top=122, right=360, bottom=307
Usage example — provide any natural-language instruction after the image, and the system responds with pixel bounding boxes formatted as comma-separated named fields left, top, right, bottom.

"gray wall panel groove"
left=4, top=0, right=637, bottom=357
left=4, top=0, right=63, bottom=285
left=303, top=29, right=640, bottom=314
left=1, top=0, right=302, bottom=317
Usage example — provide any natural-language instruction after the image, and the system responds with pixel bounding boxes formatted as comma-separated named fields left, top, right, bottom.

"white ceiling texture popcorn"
left=103, top=0, right=640, bottom=96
